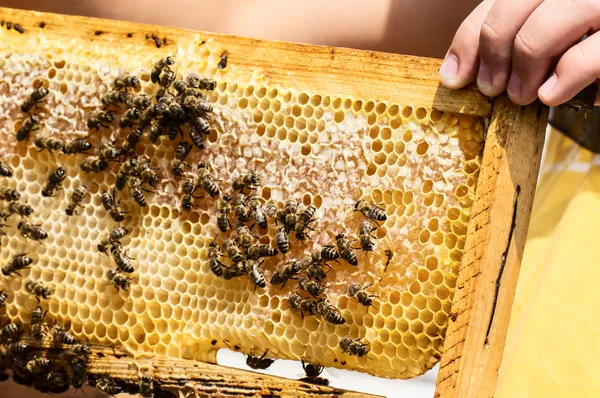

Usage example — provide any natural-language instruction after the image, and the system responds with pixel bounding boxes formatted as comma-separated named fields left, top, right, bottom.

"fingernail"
left=477, top=60, right=494, bottom=94
left=539, top=73, right=558, bottom=99
left=507, top=71, right=522, bottom=99
left=440, top=53, right=459, bottom=84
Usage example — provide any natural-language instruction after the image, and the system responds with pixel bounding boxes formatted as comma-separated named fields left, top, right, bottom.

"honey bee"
left=45, top=371, right=70, bottom=394
left=246, top=243, right=278, bottom=260
left=151, top=56, right=175, bottom=84
left=149, top=119, right=168, bottom=143
left=31, top=305, right=46, bottom=339
left=223, top=238, right=243, bottom=263
left=159, top=68, right=176, bottom=88
left=183, top=95, right=213, bottom=114
left=139, top=375, right=155, bottom=398
left=34, top=135, right=63, bottom=153
left=123, top=93, right=151, bottom=110
left=159, top=96, right=186, bottom=120
left=8, top=201, right=34, bottom=217
left=18, top=221, right=48, bottom=241
left=316, top=298, right=346, bottom=325
left=87, top=110, right=114, bottom=130
left=97, top=226, right=129, bottom=253
left=0, top=160, right=13, bottom=177
left=247, top=259, right=266, bottom=291
left=276, top=201, right=297, bottom=233
left=306, top=261, right=328, bottom=282
left=65, top=185, right=89, bottom=216
left=101, top=91, right=124, bottom=107
left=62, top=138, right=92, bottom=155
left=354, top=199, right=387, bottom=222
left=128, top=177, right=147, bottom=207
left=357, top=220, right=377, bottom=255
left=107, top=268, right=134, bottom=291
left=232, top=172, right=260, bottom=192
left=0, top=187, right=19, bottom=201
left=115, top=160, right=135, bottom=191
left=339, top=337, right=369, bottom=357
left=101, top=189, right=127, bottom=222
left=121, top=128, right=143, bottom=154
left=6, top=342, right=28, bottom=355
left=52, top=326, right=78, bottom=345
left=295, top=204, right=316, bottom=240
left=99, top=142, right=122, bottom=162
left=188, top=74, right=216, bottom=91
left=111, top=245, right=134, bottom=273
left=21, top=87, right=49, bottom=113
left=197, top=162, right=220, bottom=198
left=383, top=249, right=393, bottom=274
left=233, top=192, right=250, bottom=223
left=16, top=115, right=40, bottom=141
left=217, top=195, right=232, bottom=232
left=275, top=227, right=290, bottom=254
left=348, top=282, right=377, bottom=311
left=247, top=198, right=272, bottom=230
left=139, top=103, right=161, bottom=129
left=207, top=241, right=225, bottom=277
left=2, top=253, right=33, bottom=277
left=0, top=322, right=20, bottom=340
left=114, top=74, right=140, bottom=90
left=299, top=359, right=329, bottom=386
left=0, top=290, right=7, bottom=307
left=62, top=343, right=91, bottom=359
left=218, top=51, right=229, bottom=70
left=298, top=277, right=324, bottom=298
left=187, top=114, right=210, bottom=140
left=236, top=225, right=256, bottom=248
left=270, top=260, right=302, bottom=288
left=70, top=358, right=87, bottom=390
left=42, top=167, right=66, bottom=197
left=80, top=156, right=109, bottom=173
left=27, top=357, right=51, bottom=373
left=223, top=261, right=248, bottom=281
left=336, top=232, right=358, bottom=266
left=25, top=280, right=52, bottom=301
left=171, top=141, right=191, bottom=176
left=246, top=349, right=275, bottom=370
left=97, top=377, right=123, bottom=396
left=180, top=172, right=200, bottom=211
left=119, top=107, right=142, bottom=128
left=288, top=293, right=317, bottom=318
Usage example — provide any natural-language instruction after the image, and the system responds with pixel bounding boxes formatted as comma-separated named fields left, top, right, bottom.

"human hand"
left=439, top=0, right=600, bottom=106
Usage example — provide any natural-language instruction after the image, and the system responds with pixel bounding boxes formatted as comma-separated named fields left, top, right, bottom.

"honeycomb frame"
left=0, top=7, right=548, bottom=398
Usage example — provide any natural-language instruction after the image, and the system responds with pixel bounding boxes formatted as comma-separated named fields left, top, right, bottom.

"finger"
left=477, top=0, right=544, bottom=97
left=538, top=32, right=600, bottom=106
left=510, top=0, right=600, bottom=105
left=439, top=0, right=495, bottom=89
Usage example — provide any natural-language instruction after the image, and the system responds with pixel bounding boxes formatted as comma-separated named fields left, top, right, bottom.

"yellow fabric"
left=496, top=128, right=600, bottom=398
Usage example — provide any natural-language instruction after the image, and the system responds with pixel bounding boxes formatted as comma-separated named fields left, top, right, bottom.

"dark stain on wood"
left=6, top=21, right=12, bottom=30
left=127, top=32, right=133, bottom=38
left=151, top=33, right=162, bottom=48
left=94, top=30, right=103, bottom=36
left=39, top=21, right=46, bottom=28
left=14, top=23, right=24, bottom=34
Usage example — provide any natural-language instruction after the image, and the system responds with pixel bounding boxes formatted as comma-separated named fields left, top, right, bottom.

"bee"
left=65, top=185, right=89, bottom=216
left=151, top=56, right=175, bottom=84
left=0, top=322, right=19, bottom=340
left=236, top=225, right=256, bottom=248
left=119, top=108, right=141, bottom=128
left=16, top=115, right=40, bottom=141
left=0, top=160, right=13, bottom=177
left=319, top=245, right=340, bottom=262
left=7, top=342, right=28, bottom=355
left=115, top=161, right=134, bottom=191
left=52, top=326, right=78, bottom=345
left=97, top=377, right=123, bottom=396
left=87, top=110, right=114, bottom=130
left=129, top=177, right=147, bottom=207
left=97, top=226, right=129, bottom=253
left=139, top=103, right=161, bottom=129
left=180, top=173, right=199, bottom=211
left=299, top=359, right=329, bottom=386
left=187, top=117, right=210, bottom=145
left=107, top=268, right=133, bottom=291
left=21, top=87, right=49, bottom=113
left=123, top=93, right=151, bottom=110
left=101, top=91, right=124, bottom=107
left=233, top=192, right=250, bottom=223
left=62, top=138, right=92, bottom=155
left=298, top=277, right=324, bottom=298
left=247, top=198, right=271, bottom=230
left=336, top=232, right=358, bottom=266
left=159, top=68, right=176, bottom=88
left=18, top=221, right=48, bottom=241
left=34, top=135, right=63, bottom=153
left=139, top=375, right=154, bottom=398
left=99, top=142, right=122, bottom=162
left=27, top=357, right=51, bottom=373
left=62, top=343, right=91, bottom=359
left=70, top=358, right=87, bottom=389
left=232, top=172, right=260, bottom=192
left=207, top=241, right=225, bottom=277
left=218, top=51, right=228, bottom=70
left=114, top=74, right=140, bottom=90
left=295, top=204, right=316, bottom=240
left=8, top=201, right=34, bottom=217
left=159, top=96, right=186, bottom=120
left=0, top=290, right=7, bottom=307
left=183, top=95, right=213, bottom=114
left=31, top=305, right=46, bottom=339
left=383, top=249, right=393, bottom=274
left=25, top=280, right=52, bottom=301
left=276, top=200, right=297, bottom=233
left=111, top=245, right=134, bottom=273
left=348, top=282, right=376, bottom=310
left=121, top=128, right=143, bottom=154
left=149, top=119, right=167, bottom=143
left=316, top=298, right=346, bottom=325
left=42, top=167, right=66, bottom=197
left=101, top=189, right=127, bottom=222
left=306, top=262, right=327, bottom=282
left=197, top=162, right=220, bottom=198
left=357, top=220, right=377, bottom=255
left=288, top=293, right=317, bottom=318
left=339, top=337, right=369, bottom=357
left=270, top=260, right=302, bottom=288
left=171, top=141, right=191, bottom=176
left=223, top=238, right=243, bottom=263
left=217, top=195, right=232, bottom=232
left=246, top=243, right=278, bottom=260
left=2, top=253, right=33, bottom=277
left=80, top=156, right=109, bottom=173
left=275, top=227, right=290, bottom=254
left=354, top=199, right=387, bottom=222
left=188, top=74, right=216, bottom=91
left=45, top=371, right=70, bottom=393
left=246, top=349, right=275, bottom=370
left=247, top=259, right=266, bottom=291
left=223, top=261, right=248, bottom=281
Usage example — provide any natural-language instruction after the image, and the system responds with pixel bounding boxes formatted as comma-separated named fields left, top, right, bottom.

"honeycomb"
left=0, top=25, right=484, bottom=380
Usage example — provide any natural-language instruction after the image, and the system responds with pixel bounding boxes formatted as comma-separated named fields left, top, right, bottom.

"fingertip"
left=439, top=53, right=462, bottom=89
left=537, top=73, right=561, bottom=106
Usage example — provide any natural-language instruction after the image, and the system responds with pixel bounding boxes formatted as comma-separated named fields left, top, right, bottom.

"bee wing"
left=325, top=367, right=343, bottom=379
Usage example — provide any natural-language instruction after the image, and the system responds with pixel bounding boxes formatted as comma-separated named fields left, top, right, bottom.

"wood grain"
left=434, top=97, right=548, bottom=398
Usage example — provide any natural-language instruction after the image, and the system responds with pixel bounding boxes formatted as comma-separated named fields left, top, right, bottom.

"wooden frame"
left=0, top=7, right=548, bottom=398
